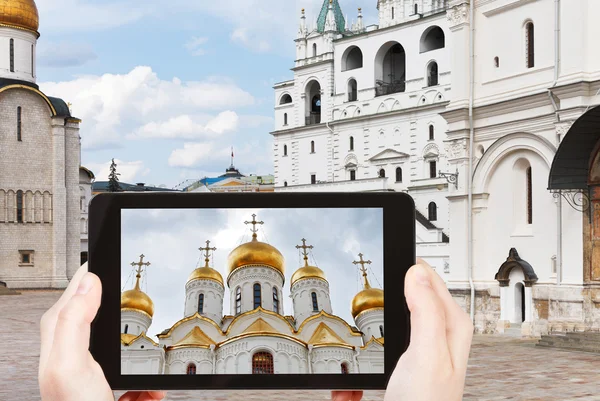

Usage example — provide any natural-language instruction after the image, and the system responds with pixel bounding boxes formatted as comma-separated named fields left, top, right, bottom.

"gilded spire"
left=244, top=213, right=264, bottom=241
left=353, top=253, right=372, bottom=289
left=296, top=238, right=314, bottom=267
left=130, top=254, right=151, bottom=290
left=198, top=240, right=217, bottom=268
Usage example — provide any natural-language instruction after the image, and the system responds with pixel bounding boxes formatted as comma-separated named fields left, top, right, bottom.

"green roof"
left=317, top=0, right=345, bottom=34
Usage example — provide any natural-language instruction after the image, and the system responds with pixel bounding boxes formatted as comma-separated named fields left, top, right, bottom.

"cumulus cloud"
left=37, top=41, right=97, bottom=68
left=127, top=111, right=239, bottom=140
left=38, top=66, right=255, bottom=149
left=85, top=159, right=149, bottom=183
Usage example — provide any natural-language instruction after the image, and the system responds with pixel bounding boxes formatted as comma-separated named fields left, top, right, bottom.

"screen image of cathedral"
left=120, top=210, right=385, bottom=375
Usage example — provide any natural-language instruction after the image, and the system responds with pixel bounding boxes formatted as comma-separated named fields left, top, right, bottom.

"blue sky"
left=34, top=0, right=376, bottom=188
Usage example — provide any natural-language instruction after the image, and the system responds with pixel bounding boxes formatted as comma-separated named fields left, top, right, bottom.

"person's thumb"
left=404, top=264, right=449, bottom=357
left=50, top=272, right=102, bottom=369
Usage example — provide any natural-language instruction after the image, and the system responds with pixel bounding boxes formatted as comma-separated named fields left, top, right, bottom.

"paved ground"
left=1, top=291, right=599, bottom=401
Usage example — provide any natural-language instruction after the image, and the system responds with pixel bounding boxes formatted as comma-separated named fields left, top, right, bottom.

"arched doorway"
left=514, top=282, right=525, bottom=323
left=305, top=80, right=321, bottom=125
left=374, top=42, right=406, bottom=96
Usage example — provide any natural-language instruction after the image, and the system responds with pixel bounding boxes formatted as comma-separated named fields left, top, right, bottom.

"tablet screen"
left=119, top=207, right=384, bottom=376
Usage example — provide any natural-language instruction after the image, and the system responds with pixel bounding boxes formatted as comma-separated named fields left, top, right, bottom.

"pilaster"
left=65, top=120, right=81, bottom=279
left=51, top=118, right=68, bottom=287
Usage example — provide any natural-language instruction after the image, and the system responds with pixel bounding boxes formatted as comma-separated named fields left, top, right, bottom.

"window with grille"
left=17, top=106, right=22, bottom=141
left=16, top=190, right=23, bottom=223
left=253, top=283, right=261, bottom=309
left=272, top=287, right=279, bottom=313
left=10, top=39, right=14, bottom=72
left=429, top=161, right=437, bottom=178
left=198, top=293, right=204, bottom=314
left=252, top=352, right=274, bottom=374
left=311, top=292, right=319, bottom=311
left=526, top=22, right=534, bottom=68
left=428, top=202, right=438, bottom=221
left=235, top=286, right=242, bottom=314
left=187, top=364, right=196, bottom=375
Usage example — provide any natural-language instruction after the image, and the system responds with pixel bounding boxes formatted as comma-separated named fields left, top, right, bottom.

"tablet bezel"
left=89, top=192, right=415, bottom=390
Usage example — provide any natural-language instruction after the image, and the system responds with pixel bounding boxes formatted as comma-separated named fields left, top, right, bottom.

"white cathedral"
left=120, top=216, right=384, bottom=375
left=272, top=0, right=600, bottom=337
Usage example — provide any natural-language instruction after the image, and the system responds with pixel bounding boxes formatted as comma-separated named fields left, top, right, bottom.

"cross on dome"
left=244, top=213, right=264, bottom=240
left=130, top=254, right=151, bottom=291
left=295, top=238, right=314, bottom=266
left=199, top=240, right=217, bottom=267
left=353, top=253, right=372, bottom=289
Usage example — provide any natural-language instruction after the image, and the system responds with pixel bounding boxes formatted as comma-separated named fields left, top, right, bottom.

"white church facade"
left=0, top=0, right=82, bottom=289
left=271, top=0, right=600, bottom=336
left=121, top=217, right=384, bottom=374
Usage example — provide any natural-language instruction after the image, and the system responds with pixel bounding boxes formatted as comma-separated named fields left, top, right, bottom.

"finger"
left=118, top=392, right=167, bottom=401
left=49, top=272, right=102, bottom=370
left=332, top=391, right=363, bottom=401
left=39, top=262, right=90, bottom=376
left=404, top=263, right=451, bottom=362
left=427, top=262, right=474, bottom=373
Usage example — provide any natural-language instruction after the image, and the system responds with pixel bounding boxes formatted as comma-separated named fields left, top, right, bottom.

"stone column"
left=51, top=118, right=68, bottom=288
left=496, top=284, right=511, bottom=333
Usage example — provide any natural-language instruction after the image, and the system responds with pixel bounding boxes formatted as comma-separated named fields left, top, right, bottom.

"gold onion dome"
left=291, top=239, right=327, bottom=287
left=227, top=234, right=285, bottom=278
left=351, top=254, right=384, bottom=319
left=0, top=0, right=39, bottom=32
left=121, top=275, right=154, bottom=318
left=188, top=250, right=224, bottom=286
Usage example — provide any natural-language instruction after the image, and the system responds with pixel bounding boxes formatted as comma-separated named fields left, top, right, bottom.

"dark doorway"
left=81, top=252, right=88, bottom=265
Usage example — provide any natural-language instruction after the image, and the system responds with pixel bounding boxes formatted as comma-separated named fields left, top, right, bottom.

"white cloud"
left=38, top=66, right=255, bottom=149
left=184, top=36, right=208, bottom=56
left=37, top=41, right=97, bottom=68
left=127, top=111, right=239, bottom=140
left=168, top=143, right=226, bottom=168
left=85, top=159, right=149, bottom=183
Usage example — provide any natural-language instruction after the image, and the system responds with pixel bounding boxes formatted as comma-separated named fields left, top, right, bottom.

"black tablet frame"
left=89, top=191, right=415, bottom=391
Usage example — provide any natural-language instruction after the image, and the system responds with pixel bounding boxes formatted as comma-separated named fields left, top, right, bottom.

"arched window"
left=350, top=136, right=354, bottom=151
left=283, top=145, right=288, bottom=156
left=494, top=56, right=500, bottom=68
left=16, top=190, right=23, bottom=223
left=526, top=22, right=534, bottom=68
left=311, top=141, right=315, bottom=153
left=350, top=170, right=356, bottom=181
left=198, top=293, right=204, bottom=314
left=280, top=94, right=292, bottom=105
left=341, top=363, right=349, bottom=374
left=420, top=26, right=445, bottom=52
left=284, top=113, right=288, bottom=125
left=348, top=79, right=357, bottom=102
left=379, top=169, right=386, bottom=178
left=311, top=291, right=319, bottom=311
left=253, top=283, right=261, bottom=309
left=429, top=125, right=435, bottom=140
left=187, top=363, right=196, bottom=375
left=252, top=352, right=274, bottom=374
left=414, top=3, right=418, bottom=15
left=17, top=106, right=22, bottom=141
left=375, top=42, right=406, bottom=95
left=527, top=167, right=533, bottom=224
left=391, top=6, right=395, bottom=19
left=235, top=286, right=242, bottom=314
left=9, top=38, right=14, bottom=72
left=429, top=161, right=437, bottom=178
left=306, top=80, right=322, bottom=125
left=284, top=181, right=288, bottom=187
left=396, top=167, right=402, bottom=183
left=313, top=43, right=317, bottom=57
left=272, top=286, right=279, bottom=313
left=124, top=324, right=128, bottom=334
left=343, top=46, right=363, bottom=71
left=428, top=202, right=437, bottom=221
left=379, top=325, right=384, bottom=337
left=427, top=62, right=438, bottom=87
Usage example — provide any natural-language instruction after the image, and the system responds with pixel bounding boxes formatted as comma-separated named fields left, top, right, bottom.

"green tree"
left=108, top=158, right=121, bottom=192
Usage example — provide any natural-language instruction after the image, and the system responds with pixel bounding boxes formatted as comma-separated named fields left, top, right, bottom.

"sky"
left=121, top=208, right=384, bottom=340
left=34, top=0, right=378, bottom=188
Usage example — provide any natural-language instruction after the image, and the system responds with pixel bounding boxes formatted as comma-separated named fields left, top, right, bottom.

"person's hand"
left=331, top=391, right=363, bottom=401
left=384, top=259, right=473, bottom=401
left=39, top=263, right=166, bottom=401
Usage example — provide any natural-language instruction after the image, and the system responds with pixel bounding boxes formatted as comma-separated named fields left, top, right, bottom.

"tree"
left=108, top=158, right=121, bottom=192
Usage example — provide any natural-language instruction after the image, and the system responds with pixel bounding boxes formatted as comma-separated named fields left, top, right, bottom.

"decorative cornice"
left=121, top=307, right=152, bottom=320
left=0, top=23, right=40, bottom=38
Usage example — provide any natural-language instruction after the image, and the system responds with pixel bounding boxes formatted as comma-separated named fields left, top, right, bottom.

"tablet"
left=88, top=192, right=415, bottom=391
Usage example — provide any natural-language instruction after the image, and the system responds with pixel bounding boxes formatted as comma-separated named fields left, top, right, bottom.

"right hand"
left=383, top=259, right=473, bottom=401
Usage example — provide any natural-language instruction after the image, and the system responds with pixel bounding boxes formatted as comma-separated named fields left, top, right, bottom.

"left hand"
left=38, top=263, right=166, bottom=401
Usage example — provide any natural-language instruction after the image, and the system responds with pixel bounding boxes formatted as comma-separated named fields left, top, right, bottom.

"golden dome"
left=188, top=265, right=224, bottom=286
left=227, top=235, right=285, bottom=279
left=351, top=287, right=384, bottom=318
left=0, top=0, right=39, bottom=32
left=291, top=265, right=327, bottom=286
left=121, top=276, right=154, bottom=318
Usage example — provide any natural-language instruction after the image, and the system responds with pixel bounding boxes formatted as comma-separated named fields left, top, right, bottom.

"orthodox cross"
left=295, top=238, right=314, bottom=265
left=244, top=213, right=264, bottom=239
left=199, top=240, right=217, bottom=267
left=353, top=253, right=372, bottom=288
left=130, top=254, right=150, bottom=290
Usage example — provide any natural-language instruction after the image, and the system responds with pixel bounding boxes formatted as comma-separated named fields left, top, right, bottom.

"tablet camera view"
left=120, top=208, right=384, bottom=375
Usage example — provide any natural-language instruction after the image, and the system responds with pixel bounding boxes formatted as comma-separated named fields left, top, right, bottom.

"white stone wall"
left=0, top=27, right=36, bottom=83
left=79, top=169, right=93, bottom=258
left=354, top=308, right=384, bottom=341
left=228, top=266, right=285, bottom=316
left=121, top=310, right=152, bottom=336
left=184, top=279, right=225, bottom=323
left=290, top=278, right=332, bottom=325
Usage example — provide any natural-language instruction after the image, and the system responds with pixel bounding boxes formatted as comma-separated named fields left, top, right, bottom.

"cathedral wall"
left=228, top=266, right=285, bottom=316
left=122, top=348, right=165, bottom=375
left=0, top=89, right=56, bottom=287
left=184, top=279, right=224, bottom=323
left=356, top=348, right=384, bottom=373
left=311, top=346, right=354, bottom=374
left=291, top=278, right=332, bottom=324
